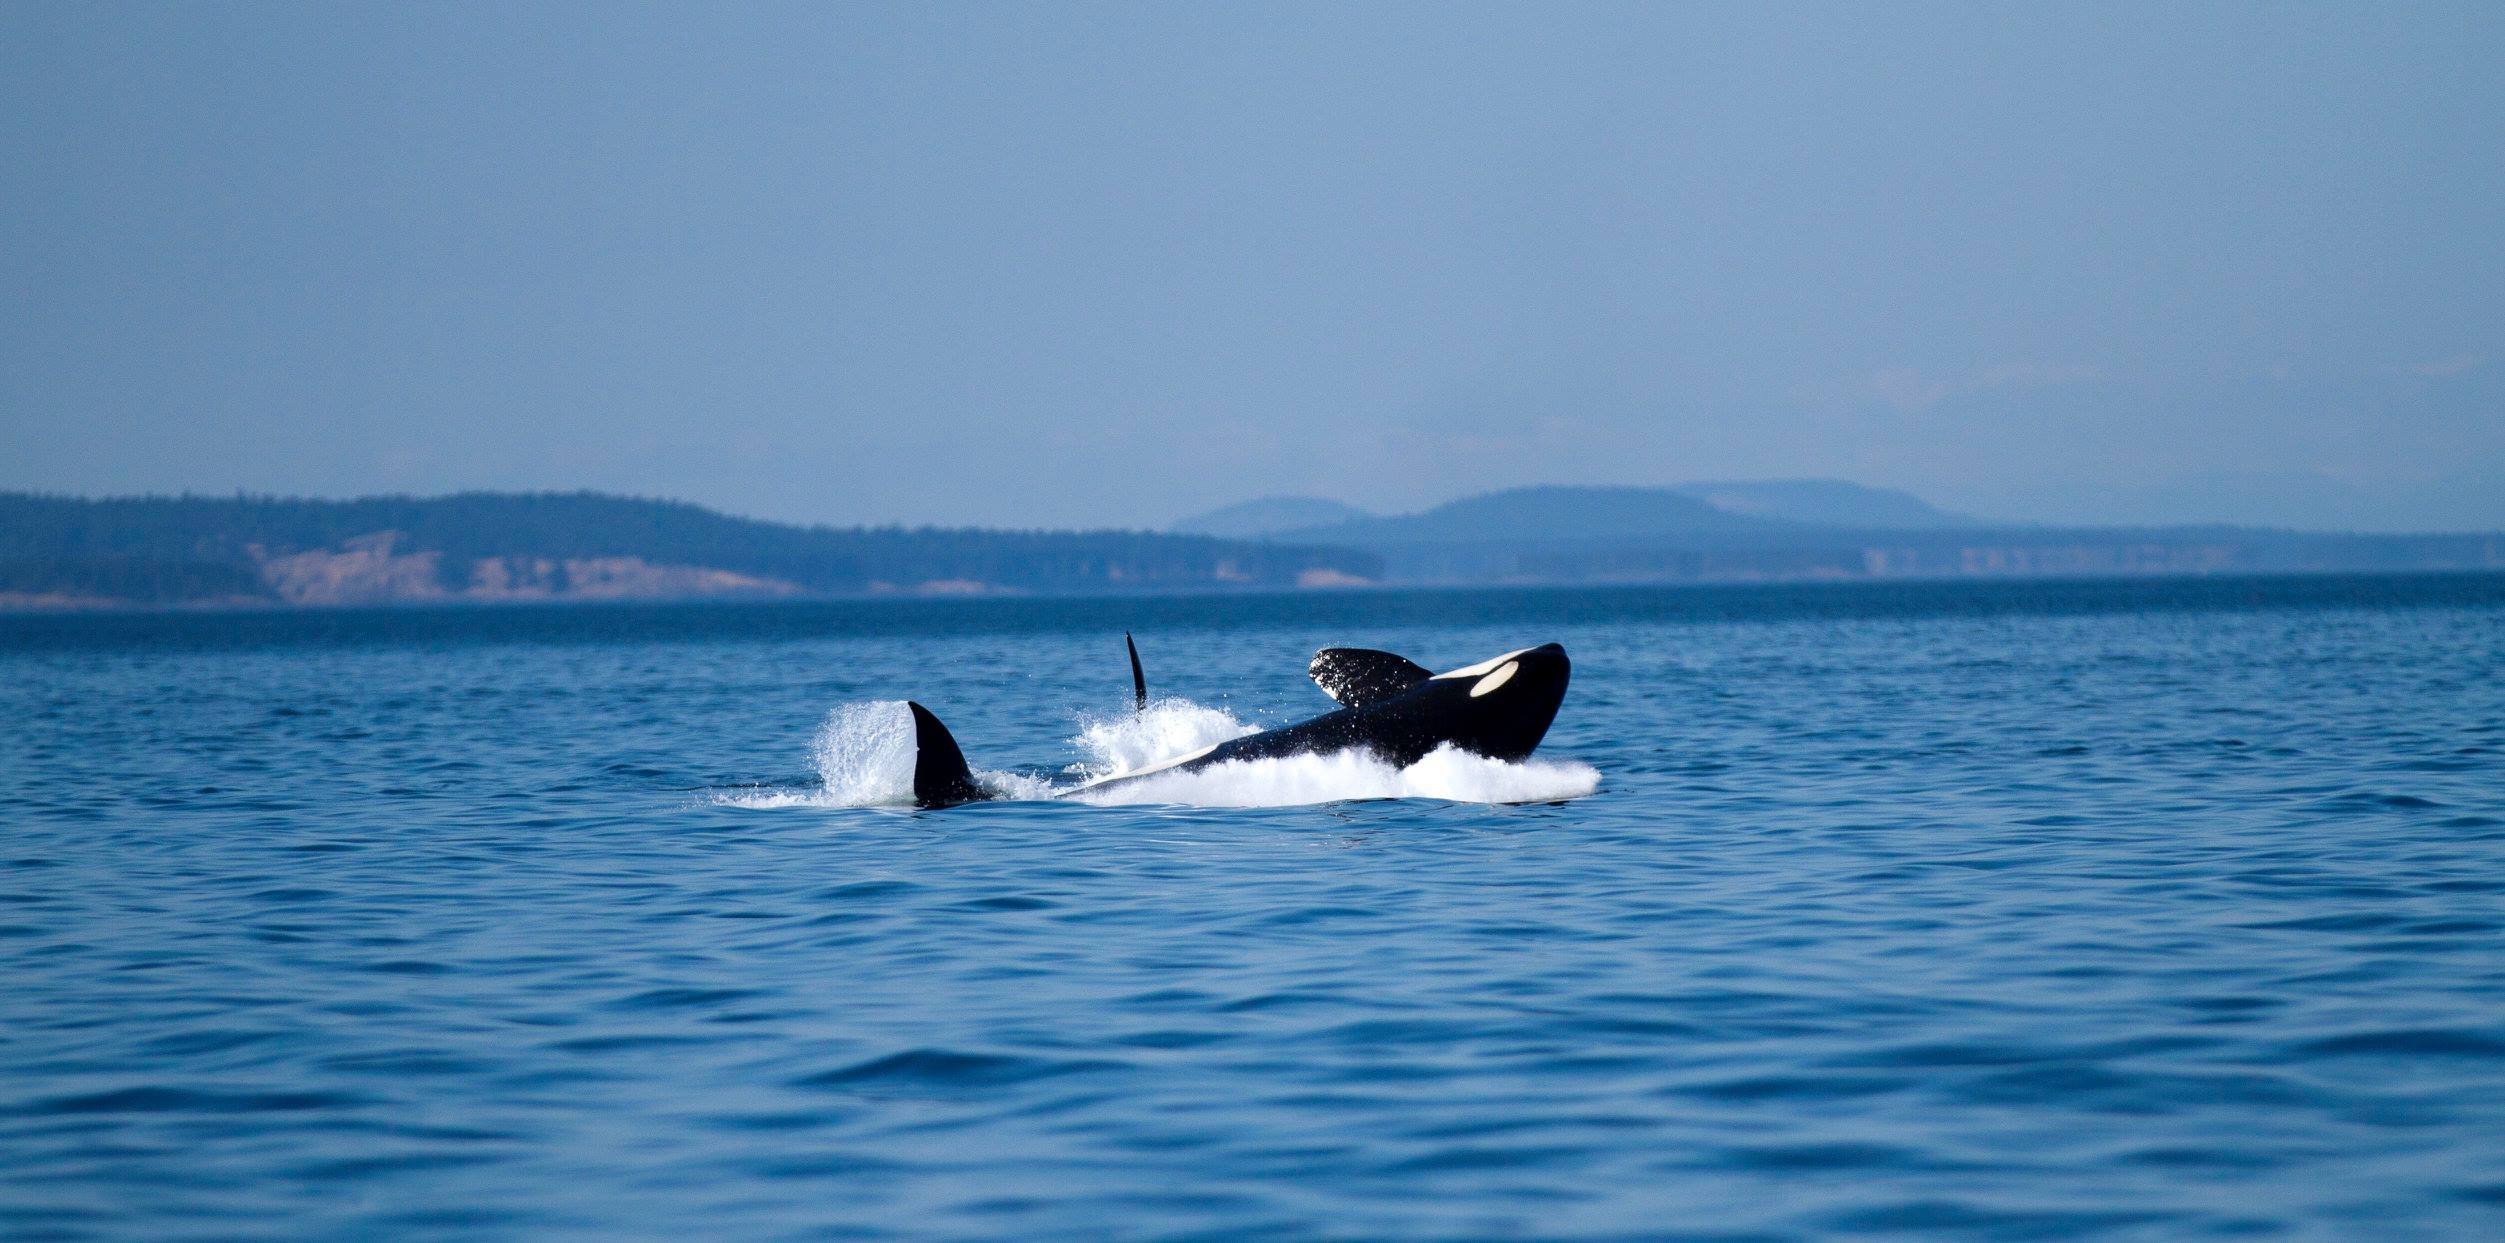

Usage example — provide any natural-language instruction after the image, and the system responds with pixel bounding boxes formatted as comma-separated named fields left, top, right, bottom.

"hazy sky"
left=4, top=2, right=2499, bottom=531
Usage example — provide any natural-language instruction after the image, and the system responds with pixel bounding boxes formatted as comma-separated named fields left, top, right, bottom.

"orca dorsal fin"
left=1309, top=647, right=1432, bottom=709
left=1125, top=632, right=1147, bottom=710
left=907, top=701, right=988, bottom=809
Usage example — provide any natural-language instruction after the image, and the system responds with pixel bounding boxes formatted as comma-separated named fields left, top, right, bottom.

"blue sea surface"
left=5, top=575, right=2504, bottom=1240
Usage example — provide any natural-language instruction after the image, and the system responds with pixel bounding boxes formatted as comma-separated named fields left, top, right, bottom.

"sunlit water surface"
left=5, top=577, right=2504, bottom=1240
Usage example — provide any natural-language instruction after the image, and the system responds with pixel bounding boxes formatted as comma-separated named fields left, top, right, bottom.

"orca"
left=904, top=640, right=1571, bottom=808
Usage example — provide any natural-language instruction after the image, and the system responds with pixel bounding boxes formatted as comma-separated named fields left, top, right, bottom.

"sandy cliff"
left=253, top=532, right=801, bottom=606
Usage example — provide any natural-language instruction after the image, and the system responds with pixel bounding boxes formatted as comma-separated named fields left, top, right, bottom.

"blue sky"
left=4, top=2, right=2499, bottom=530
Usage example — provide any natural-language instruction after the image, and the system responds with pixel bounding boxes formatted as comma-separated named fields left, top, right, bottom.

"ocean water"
left=4, top=575, right=2504, bottom=1241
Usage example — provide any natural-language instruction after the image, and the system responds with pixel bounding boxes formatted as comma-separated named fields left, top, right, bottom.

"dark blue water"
left=6, top=576, right=2504, bottom=1240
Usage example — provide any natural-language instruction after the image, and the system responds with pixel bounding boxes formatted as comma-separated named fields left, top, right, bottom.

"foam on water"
left=724, top=697, right=1595, bottom=808
left=1069, top=744, right=1601, bottom=808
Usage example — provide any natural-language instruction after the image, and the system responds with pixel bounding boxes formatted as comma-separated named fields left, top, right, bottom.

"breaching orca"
left=904, top=640, right=1572, bottom=808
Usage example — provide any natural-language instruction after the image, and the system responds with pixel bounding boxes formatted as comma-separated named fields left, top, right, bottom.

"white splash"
left=714, top=700, right=918, bottom=809
left=1068, top=699, right=1260, bottom=780
left=719, top=697, right=1598, bottom=810
left=1068, top=744, right=1600, bottom=808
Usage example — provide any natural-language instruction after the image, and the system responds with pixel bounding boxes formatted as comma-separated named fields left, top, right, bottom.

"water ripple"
left=4, top=580, right=2504, bottom=1239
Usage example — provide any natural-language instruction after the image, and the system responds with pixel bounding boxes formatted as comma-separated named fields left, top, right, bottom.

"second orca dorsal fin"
left=906, top=701, right=988, bottom=809
left=1309, top=647, right=1432, bottom=709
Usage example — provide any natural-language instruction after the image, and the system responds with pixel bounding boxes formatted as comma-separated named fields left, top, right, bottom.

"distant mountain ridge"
left=1670, top=480, right=1982, bottom=529
left=0, top=492, right=1380, bottom=610
left=1169, top=496, right=1374, bottom=539
left=1175, top=481, right=2500, bottom=585
left=1169, top=480, right=1977, bottom=540
left=1275, top=486, right=1779, bottom=545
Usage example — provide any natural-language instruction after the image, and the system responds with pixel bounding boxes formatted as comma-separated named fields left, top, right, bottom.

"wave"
left=716, top=699, right=1598, bottom=810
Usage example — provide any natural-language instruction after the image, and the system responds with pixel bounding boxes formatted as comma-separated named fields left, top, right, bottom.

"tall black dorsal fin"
left=1126, top=632, right=1147, bottom=710
left=1309, top=648, right=1432, bottom=709
left=906, top=701, right=988, bottom=809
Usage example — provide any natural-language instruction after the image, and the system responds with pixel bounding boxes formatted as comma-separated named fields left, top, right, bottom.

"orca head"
left=1412, top=642, right=1571, bottom=762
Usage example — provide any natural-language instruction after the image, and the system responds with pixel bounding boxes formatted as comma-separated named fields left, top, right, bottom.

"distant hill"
left=1170, top=481, right=1982, bottom=542
left=0, top=492, right=1382, bottom=610
left=1670, top=480, right=1983, bottom=528
left=1274, top=485, right=1788, bottom=545
left=1258, top=482, right=2500, bottom=584
left=1262, top=482, right=1978, bottom=545
left=1170, top=496, right=1374, bottom=539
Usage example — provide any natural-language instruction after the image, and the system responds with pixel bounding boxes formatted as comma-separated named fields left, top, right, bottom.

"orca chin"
left=899, top=639, right=1573, bottom=809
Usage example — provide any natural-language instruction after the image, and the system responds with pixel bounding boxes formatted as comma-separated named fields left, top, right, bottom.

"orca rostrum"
left=905, top=640, right=1571, bottom=808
